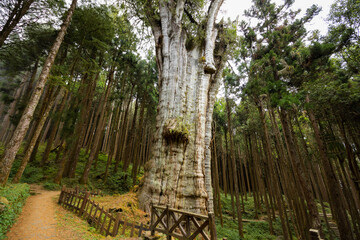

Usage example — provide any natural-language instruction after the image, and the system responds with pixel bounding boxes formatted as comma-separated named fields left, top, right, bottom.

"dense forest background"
left=0, top=0, right=359, bottom=239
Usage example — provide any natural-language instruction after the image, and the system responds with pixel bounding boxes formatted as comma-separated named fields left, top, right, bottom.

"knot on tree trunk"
left=204, top=61, right=216, bottom=74
left=163, top=118, right=189, bottom=144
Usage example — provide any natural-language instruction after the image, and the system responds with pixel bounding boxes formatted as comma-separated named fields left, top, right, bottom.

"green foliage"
left=105, top=171, right=133, bottom=194
left=216, top=193, right=287, bottom=240
left=0, top=184, right=30, bottom=239
left=43, top=182, right=61, bottom=191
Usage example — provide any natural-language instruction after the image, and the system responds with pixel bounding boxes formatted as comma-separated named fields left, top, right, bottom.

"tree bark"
left=138, top=0, right=226, bottom=214
left=0, top=0, right=77, bottom=185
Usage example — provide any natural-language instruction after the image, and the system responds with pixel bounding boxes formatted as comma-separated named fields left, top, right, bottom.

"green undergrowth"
left=216, top=193, right=338, bottom=240
left=0, top=183, right=30, bottom=239
left=216, top=193, right=284, bottom=240
left=5, top=143, right=142, bottom=195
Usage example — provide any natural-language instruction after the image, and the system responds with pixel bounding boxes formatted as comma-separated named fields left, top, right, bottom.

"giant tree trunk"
left=138, top=0, right=226, bottom=214
left=0, top=0, right=76, bottom=185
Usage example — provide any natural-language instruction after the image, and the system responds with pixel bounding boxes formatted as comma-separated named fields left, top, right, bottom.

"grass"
left=216, top=193, right=285, bottom=240
left=216, top=192, right=339, bottom=240
left=0, top=183, right=30, bottom=239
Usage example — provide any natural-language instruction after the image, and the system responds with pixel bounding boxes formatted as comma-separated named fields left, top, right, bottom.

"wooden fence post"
left=166, top=205, right=171, bottom=240
left=112, top=213, right=121, bottom=237
left=138, top=223, right=144, bottom=237
left=79, top=191, right=90, bottom=217
left=97, top=206, right=104, bottom=231
left=58, top=185, right=66, bottom=204
left=150, top=203, right=155, bottom=236
left=208, top=212, right=217, bottom=240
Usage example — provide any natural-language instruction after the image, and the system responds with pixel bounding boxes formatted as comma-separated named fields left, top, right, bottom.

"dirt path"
left=6, top=185, right=64, bottom=240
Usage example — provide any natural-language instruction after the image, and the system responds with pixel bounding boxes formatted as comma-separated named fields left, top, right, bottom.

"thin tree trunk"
left=0, top=0, right=35, bottom=47
left=0, top=0, right=76, bottom=185
left=41, top=91, right=68, bottom=166
left=306, top=95, right=355, bottom=240
left=279, top=107, right=321, bottom=234
left=226, top=96, right=243, bottom=237
left=12, top=87, right=63, bottom=183
left=79, top=69, right=114, bottom=184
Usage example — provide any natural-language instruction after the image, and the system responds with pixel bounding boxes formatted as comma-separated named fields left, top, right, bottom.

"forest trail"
left=6, top=185, right=65, bottom=240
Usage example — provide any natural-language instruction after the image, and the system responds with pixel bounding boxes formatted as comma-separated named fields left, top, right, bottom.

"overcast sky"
left=220, top=0, right=336, bottom=35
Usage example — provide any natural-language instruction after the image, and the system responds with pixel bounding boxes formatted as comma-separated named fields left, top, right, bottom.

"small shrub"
left=106, top=171, right=132, bottom=194
left=20, top=165, right=44, bottom=183
left=43, top=182, right=61, bottom=191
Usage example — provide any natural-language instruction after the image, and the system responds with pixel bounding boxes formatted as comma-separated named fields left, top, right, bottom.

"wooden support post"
left=122, top=220, right=127, bottom=235
left=97, top=206, right=104, bottom=230
left=166, top=205, right=171, bottom=240
left=150, top=203, right=155, bottom=236
left=186, top=216, right=191, bottom=238
left=138, top=223, right=144, bottom=237
left=100, top=211, right=107, bottom=234
left=106, top=217, right=112, bottom=236
left=208, top=212, right=217, bottom=240
left=130, top=222, right=135, bottom=237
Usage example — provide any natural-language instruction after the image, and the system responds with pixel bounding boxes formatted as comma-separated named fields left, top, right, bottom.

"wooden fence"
left=58, top=186, right=149, bottom=237
left=58, top=186, right=218, bottom=239
left=150, top=204, right=217, bottom=240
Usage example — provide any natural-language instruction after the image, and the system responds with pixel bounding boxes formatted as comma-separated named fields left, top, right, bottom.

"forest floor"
left=5, top=184, right=94, bottom=240
left=5, top=184, right=148, bottom=240
left=6, top=184, right=67, bottom=240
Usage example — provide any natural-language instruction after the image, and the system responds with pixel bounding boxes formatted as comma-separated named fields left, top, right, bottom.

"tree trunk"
left=0, top=0, right=77, bottom=185
left=226, top=96, right=243, bottom=237
left=0, top=0, right=35, bottom=47
left=79, top=69, right=114, bottom=184
left=41, top=91, right=68, bottom=166
left=138, top=0, right=226, bottom=214
left=12, top=87, right=63, bottom=183
left=306, top=95, right=355, bottom=240
left=279, top=107, right=321, bottom=234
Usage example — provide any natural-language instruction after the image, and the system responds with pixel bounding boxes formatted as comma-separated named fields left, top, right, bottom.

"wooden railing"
left=149, top=204, right=217, bottom=240
left=58, top=186, right=218, bottom=239
left=58, top=186, right=148, bottom=237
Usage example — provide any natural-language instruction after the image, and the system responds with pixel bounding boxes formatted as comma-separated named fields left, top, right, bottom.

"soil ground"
left=6, top=185, right=75, bottom=240
left=5, top=185, right=147, bottom=240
